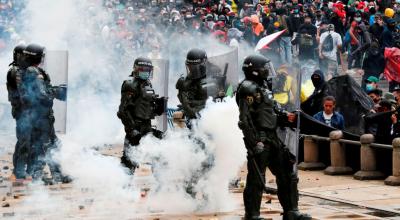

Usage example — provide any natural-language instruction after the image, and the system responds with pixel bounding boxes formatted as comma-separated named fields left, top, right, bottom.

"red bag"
left=384, top=47, right=400, bottom=82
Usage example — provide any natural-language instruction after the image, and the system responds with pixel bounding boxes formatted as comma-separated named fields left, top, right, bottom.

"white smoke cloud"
left=133, top=97, right=246, bottom=213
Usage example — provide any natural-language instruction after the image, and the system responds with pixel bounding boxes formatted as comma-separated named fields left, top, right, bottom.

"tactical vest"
left=238, top=80, right=278, bottom=130
left=123, top=79, right=156, bottom=120
left=177, top=77, right=209, bottom=112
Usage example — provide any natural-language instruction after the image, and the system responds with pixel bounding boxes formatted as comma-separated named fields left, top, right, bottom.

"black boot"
left=62, top=175, right=73, bottom=184
left=282, top=210, right=312, bottom=220
left=277, top=175, right=312, bottom=220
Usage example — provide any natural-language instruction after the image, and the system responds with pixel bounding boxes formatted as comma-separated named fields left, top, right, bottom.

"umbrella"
left=254, top=29, right=287, bottom=51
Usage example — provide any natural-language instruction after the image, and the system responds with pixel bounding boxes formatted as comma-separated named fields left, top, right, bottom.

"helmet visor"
left=136, top=66, right=153, bottom=80
left=258, top=63, right=270, bottom=79
left=186, top=63, right=205, bottom=79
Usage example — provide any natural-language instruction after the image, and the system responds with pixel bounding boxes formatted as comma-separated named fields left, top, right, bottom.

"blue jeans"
left=279, top=36, right=292, bottom=65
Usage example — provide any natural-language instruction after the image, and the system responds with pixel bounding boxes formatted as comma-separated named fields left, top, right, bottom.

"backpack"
left=322, top=32, right=334, bottom=52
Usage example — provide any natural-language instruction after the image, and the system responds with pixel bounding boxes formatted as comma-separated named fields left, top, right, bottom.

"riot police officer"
left=19, top=44, right=68, bottom=182
left=7, top=44, right=29, bottom=180
left=176, top=48, right=225, bottom=123
left=176, top=48, right=209, bottom=121
left=236, top=55, right=311, bottom=220
left=117, top=57, right=166, bottom=174
left=175, top=48, right=225, bottom=199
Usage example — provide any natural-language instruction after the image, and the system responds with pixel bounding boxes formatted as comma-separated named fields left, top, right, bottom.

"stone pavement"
left=0, top=145, right=399, bottom=219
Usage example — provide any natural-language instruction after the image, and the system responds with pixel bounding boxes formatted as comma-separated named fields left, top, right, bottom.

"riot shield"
left=271, top=64, right=300, bottom=167
left=271, top=61, right=320, bottom=173
left=43, top=50, right=68, bottom=134
left=151, top=59, right=169, bottom=132
left=207, top=47, right=239, bottom=98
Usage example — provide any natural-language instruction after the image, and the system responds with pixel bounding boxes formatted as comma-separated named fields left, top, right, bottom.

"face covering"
left=138, top=71, right=151, bottom=80
left=312, top=77, right=322, bottom=88
left=355, top=17, right=361, bottom=22
left=366, top=84, right=375, bottom=91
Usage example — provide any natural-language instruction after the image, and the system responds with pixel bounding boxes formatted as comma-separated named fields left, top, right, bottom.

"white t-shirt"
left=323, top=112, right=334, bottom=127
left=319, top=31, right=342, bottom=61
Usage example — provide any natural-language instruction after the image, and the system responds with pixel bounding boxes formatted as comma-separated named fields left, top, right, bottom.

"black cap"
left=393, top=84, right=400, bottom=92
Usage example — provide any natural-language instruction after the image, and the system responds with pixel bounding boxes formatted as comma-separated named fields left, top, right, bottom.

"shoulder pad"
left=121, top=79, right=137, bottom=93
left=7, top=67, right=19, bottom=85
left=7, top=66, right=18, bottom=77
left=175, top=76, right=186, bottom=90
left=237, top=80, right=259, bottom=97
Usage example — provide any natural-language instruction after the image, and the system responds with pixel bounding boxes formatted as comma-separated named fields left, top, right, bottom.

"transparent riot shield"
left=300, top=60, right=318, bottom=99
left=151, top=59, right=169, bottom=132
left=271, top=61, right=319, bottom=173
left=272, top=64, right=299, bottom=159
left=207, top=47, right=239, bottom=98
left=43, top=50, right=68, bottom=134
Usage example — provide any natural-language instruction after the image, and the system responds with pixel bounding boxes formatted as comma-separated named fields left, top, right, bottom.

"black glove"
left=128, top=129, right=141, bottom=139
left=253, top=142, right=265, bottom=155
left=53, top=84, right=67, bottom=101
left=154, top=96, right=168, bottom=116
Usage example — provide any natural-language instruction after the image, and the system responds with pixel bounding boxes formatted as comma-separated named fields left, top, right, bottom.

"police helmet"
left=11, top=44, right=26, bottom=66
left=23, top=43, right=45, bottom=66
left=185, top=48, right=207, bottom=80
left=131, top=57, right=153, bottom=80
left=242, top=54, right=270, bottom=80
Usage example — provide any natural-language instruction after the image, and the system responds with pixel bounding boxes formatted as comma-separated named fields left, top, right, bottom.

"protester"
left=313, top=96, right=345, bottom=130
left=318, top=24, right=342, bottom=78
left=365, top=76, right=380, bottom=92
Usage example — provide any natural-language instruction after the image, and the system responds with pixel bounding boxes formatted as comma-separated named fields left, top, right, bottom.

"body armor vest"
left=124, top=79, right=156, bottom=120
left=238, top=80, right=278, bottom=130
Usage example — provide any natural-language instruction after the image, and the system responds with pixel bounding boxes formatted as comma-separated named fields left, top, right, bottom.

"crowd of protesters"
left=99, top=0, right=399, bottom=80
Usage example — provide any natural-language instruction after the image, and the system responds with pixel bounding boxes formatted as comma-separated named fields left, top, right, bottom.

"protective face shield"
left=22, top=44, right=46, bottom=67
left=186, top=62, right=206, bottom=79
left=255, top=62, right=270, bottom=80
left=134, top=65, right=153, bottom=80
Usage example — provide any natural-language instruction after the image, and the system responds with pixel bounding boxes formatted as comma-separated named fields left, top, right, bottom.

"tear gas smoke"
left=132, top=97, right=246, bottom=213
